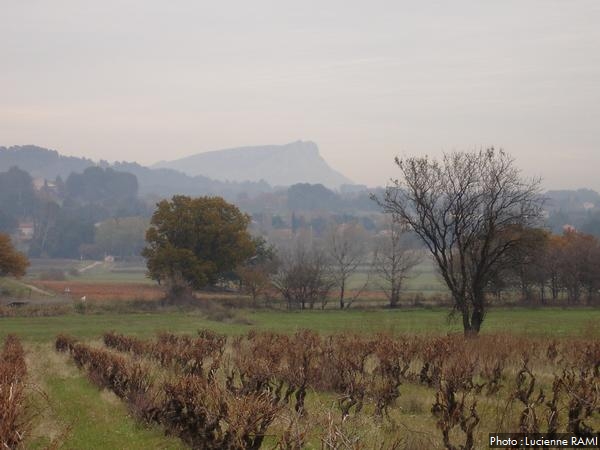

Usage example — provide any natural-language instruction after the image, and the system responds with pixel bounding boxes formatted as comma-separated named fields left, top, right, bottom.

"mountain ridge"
left=0, top=145, right=272, bottom=200
left=152, top=140, right=353, bottom=188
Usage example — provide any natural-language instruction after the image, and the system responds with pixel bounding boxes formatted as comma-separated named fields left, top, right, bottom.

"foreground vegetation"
left=0, top=307, right=598, bottom=449
left=0, top=335, right=28, bottom=449
left=51, top=328, right=600, bottom=449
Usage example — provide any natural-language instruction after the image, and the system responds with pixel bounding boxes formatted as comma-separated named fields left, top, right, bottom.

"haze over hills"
left=3, top=144, right=600, bottom=236
left=0, top=145, right=272, bottom=199
left=152, top=141, right=353, bottom=189
left=1, top=141, right=354, bottom=194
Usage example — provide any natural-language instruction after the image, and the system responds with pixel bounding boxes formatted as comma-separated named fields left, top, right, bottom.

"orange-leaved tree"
left=0, top=233, right=29, bottom=278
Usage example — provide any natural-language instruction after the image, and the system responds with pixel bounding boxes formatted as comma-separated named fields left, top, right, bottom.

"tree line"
left=0, top=165, right=380, bottom=260
left=0, top=166, right=150, bottom=258
left=497, top=227, right=600, bottom=305
left=141, top=194, right=424, bottom=309
left=142, top=148, right=600, bottom=336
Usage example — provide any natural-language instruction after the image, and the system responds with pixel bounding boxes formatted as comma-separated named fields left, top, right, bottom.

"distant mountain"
left=0, top=145, right=272, bottom=200
left=152, top=140, right=353, bottom=189
left=545, top=188, right=600, bottom=211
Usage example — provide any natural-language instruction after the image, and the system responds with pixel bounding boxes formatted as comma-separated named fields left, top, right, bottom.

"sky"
left=1, top=1, right=599, bottom=189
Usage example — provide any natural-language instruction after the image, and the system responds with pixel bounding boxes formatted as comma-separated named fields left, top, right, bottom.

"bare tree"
left=535, top=233, right=566, bottom=303
left=503, top=227, right=550, bottom=304
left=374, top=149, right=543, bottom=335
left=272, top=243, right=334, bottom=310
left=558, top=230, right=600, bottom=305
left=238, top=265, right=271, bottom=306
left=372, top=217, right=421, bottom=308
left=327, top=223, right=368, bottom=309
left=237, top=236, right=278, bottom=306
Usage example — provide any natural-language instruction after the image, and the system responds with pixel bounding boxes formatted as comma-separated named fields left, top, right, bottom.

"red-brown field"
left=31, top=281, right=164, bottom=301
left=29, top=280, right=400, bottom=305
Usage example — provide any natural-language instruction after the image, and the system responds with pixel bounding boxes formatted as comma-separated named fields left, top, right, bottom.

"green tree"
left=287, top=183, right=339, bottom=211
left=0, top=233, right=29, bottom=278
left=142, top=195, right=255, bottom=299
left=29, top=205, right=95, bottom=258
left=0, top=167, right=37, bottom=231
left=95, top=216, right=149, bottom=259
left=65, top=166, right=138, bottom=204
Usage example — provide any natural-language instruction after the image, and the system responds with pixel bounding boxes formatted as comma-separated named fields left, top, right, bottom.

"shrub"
left=38, top=268, right=66, bottom=281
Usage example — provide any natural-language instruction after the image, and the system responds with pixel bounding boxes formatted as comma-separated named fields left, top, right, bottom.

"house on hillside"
left=17, top=221, right=34, bottom=241
left=33, top=177, right=60, bottom=198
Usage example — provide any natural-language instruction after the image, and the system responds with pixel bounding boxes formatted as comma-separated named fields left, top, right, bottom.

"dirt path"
left=78, top=261, right=103, bottom=273
left=11, top=279, right=56, bottom=297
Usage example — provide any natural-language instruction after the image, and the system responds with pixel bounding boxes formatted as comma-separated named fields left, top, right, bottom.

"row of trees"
left=142, top=194, right=424, bottom=308
left=502, top=228, right=600, bottom=305
left=0, top=166, right=150, bottom=258
left=143, top=148, right=557, bottom=337
left=269, top=221, right=422, bottom=310
left=243, top=224, right=600, bottom=311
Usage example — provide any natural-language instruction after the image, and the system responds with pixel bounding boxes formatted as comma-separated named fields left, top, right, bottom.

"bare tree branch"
left=372, top=149, right=543, bottom=334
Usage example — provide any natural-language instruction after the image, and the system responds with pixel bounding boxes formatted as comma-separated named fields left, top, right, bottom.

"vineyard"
left=0, top=335, right=28, bottom=449
left=42, top=329, right=599, bottom=449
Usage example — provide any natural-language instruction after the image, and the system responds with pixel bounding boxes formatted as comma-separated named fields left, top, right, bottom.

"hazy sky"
left=1, top=1, right=599, bottom=189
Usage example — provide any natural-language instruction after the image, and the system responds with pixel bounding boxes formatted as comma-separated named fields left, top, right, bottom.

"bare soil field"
left=30, top=281, right=164, bottom=302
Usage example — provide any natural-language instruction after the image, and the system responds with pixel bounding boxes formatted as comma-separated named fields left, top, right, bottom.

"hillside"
left=152, top=140, right=353, bottom=189
left=113, top=162, right=272, bottom=198
left=0, top=146, right=273, bottom=199
left=0, top=145, right=94, bottom=180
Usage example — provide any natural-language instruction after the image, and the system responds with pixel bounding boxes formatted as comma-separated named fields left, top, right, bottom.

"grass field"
left=23, top=257, right=448, bottom=297
left=2, top=307, right=599, bottom=343
left=26, top=258, right=151, bottom=284
left=12, top=258, right=446, bottom=307
left=25, top=343, right=184, bottom=449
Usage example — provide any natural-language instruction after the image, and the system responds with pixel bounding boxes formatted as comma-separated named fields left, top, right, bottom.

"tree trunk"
left=550, top=276, right=559, bottom=301
left=390, top=287, right=400, bottom=308
left=462, top=316, right=481, bottom=337
left=469, top=307, right=484, bottom=336
left=339, top=280, right=345, bottom=309
left=462, top=309, right=472, bottom=336
left=166, top=281, right=193, bottom=305
left=469, top=289, right=485, bottom=335
left=461, top=292, right=484, bottom=337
